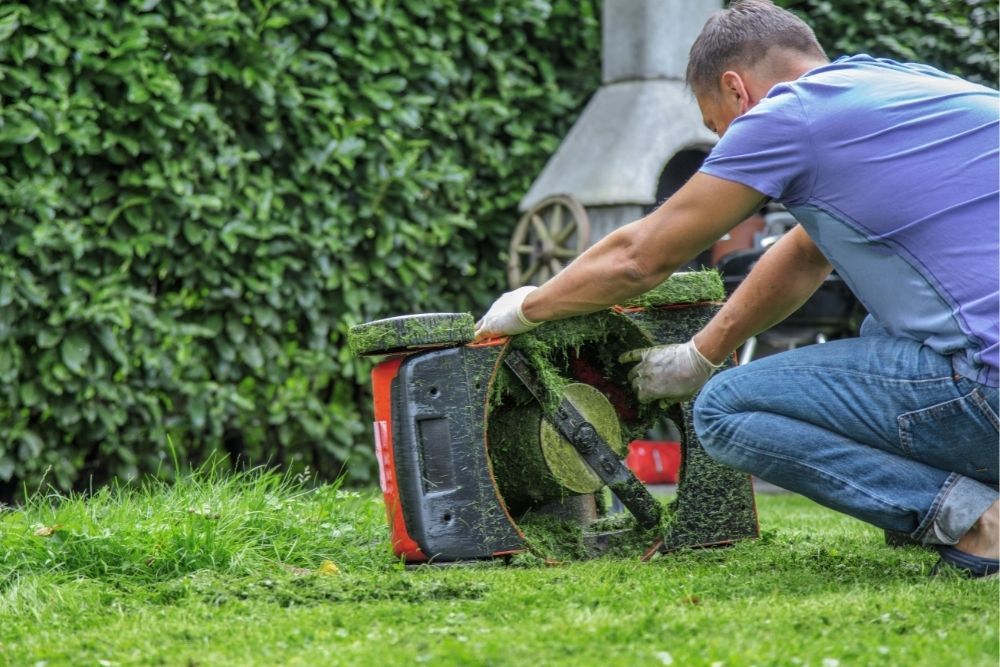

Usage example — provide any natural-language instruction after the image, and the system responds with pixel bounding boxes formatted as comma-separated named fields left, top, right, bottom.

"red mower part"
left=626, top=440, right=681, bottom=484
left=371, top=337, right=525, bottom=563
left=372, top=355, right=428, bottom=562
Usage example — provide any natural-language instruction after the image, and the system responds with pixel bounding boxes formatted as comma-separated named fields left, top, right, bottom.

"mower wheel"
left=348, top=312, right=476, bottom=356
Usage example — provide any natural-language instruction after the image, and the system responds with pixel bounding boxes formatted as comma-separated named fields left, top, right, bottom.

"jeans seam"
left=712, top=366, right=955, bottom=390
left=897, top=414, right=914, bottom=457
left=968, top=389, right=1000, bottom=430
left=912, top=472, right=960, bottom=543
left=717, top=435, right=915, bottom=515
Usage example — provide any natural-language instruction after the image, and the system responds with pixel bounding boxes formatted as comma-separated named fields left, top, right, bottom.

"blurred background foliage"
left=0, top=0, right=994, bottom=495
left=781, top=0, right=998, bottom=87
left=0, top=0, right=602, bottom=494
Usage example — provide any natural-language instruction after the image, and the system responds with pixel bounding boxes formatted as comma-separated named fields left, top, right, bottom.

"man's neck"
left=749, top=54, right=829, bottom=100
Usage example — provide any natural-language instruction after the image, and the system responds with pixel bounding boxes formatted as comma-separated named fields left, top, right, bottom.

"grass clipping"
left=620, top=270, right=725, bottom=309
left=347, top=312, right=475, bottom=356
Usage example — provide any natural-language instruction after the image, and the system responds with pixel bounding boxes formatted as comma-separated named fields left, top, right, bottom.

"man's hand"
left=619, top=340, right=723, bottom=404
left=474, top=286, right=541, bottom=339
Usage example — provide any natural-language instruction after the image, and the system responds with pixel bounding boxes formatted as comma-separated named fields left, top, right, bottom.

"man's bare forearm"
left=519, top=220, right=676, bottom=322
left=521, top=174, right=767, bottom=323
left=694, top=225, right=833, bottom=365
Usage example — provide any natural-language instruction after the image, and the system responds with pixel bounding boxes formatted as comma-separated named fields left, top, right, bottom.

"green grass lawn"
left=0, top=467, right=995, bottom=666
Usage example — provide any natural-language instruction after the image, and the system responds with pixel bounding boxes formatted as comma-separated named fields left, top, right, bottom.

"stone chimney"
left=520, top=0, right=721, bottom=241
left=603, top=0, right=717, bottom=83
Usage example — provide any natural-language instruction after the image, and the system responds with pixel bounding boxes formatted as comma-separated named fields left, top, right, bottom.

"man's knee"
left=693, top=370, right=744, bottom=467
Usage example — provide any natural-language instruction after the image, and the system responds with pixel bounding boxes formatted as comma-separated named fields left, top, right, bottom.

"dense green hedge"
left=779, top=0, right=998, bottom=87
left=0, top=0, right=994, bottom=494
left=0, top=0, right=601, bottom=493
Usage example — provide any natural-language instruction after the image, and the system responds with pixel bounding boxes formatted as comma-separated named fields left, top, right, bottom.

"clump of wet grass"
left=619, top=269, right=726, bottom=308
left=347, top=312, right=475, bottom=356
left=517, top=513, right=590, bottom=562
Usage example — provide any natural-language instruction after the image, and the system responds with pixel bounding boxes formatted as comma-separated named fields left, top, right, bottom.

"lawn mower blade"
left=503, top=349, right=662, bottom=530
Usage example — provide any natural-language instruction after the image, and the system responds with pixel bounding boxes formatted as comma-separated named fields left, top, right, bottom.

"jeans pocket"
left=897, top=387, right=1000, bottom=485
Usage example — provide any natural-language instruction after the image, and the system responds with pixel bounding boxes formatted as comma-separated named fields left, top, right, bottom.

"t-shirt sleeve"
left=699, top=87, right=814, bottom=205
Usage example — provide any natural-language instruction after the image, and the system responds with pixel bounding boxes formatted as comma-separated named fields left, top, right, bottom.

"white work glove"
left=474, top=286, right=541, bottom=339
left=618, top=339, right=723, bottom=404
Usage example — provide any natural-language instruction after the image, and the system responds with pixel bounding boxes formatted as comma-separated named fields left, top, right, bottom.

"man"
left=475, top=0, right=999, bottom=577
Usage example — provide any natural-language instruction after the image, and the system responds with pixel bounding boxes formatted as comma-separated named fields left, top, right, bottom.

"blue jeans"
left=693, top=318, right=999, bottom=545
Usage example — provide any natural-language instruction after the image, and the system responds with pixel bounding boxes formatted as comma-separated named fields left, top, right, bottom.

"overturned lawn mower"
left=349, top=271, right=759, bottom=564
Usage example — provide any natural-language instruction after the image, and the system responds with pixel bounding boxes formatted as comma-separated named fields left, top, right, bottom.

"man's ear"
left=720, top=70, right=752, bottom=114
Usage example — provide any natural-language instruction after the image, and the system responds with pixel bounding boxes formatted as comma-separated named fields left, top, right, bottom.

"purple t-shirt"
left=701, top=55, right=999, bottom=386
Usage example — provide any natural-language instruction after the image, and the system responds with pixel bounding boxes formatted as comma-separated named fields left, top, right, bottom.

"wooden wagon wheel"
left=507, top=194, right=591, bottom=288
